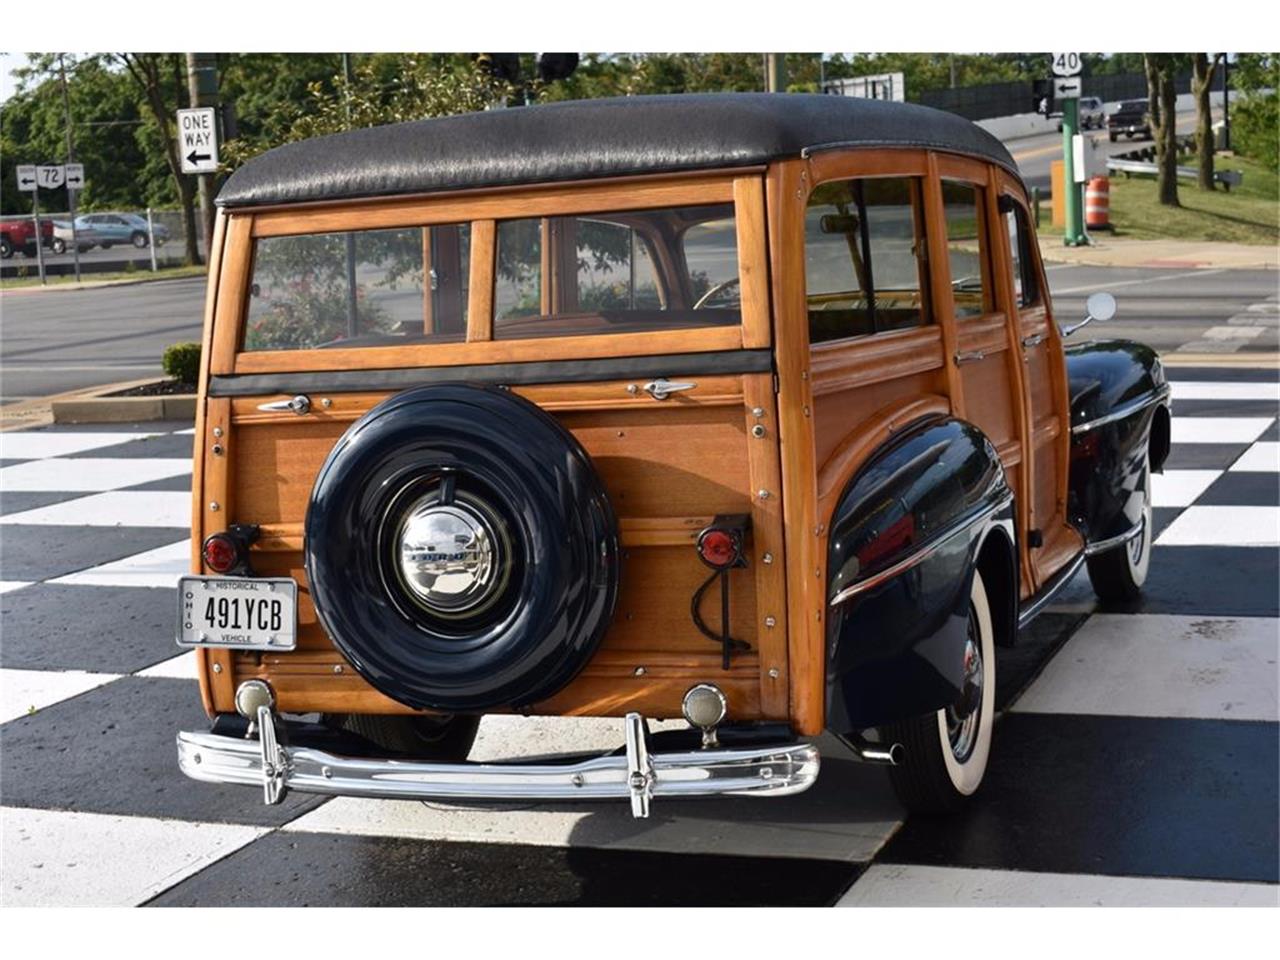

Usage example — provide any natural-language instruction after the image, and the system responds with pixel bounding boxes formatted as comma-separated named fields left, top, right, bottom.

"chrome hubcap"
left=946, top=613, right=983, bottom=763
left=396, top=496, right=501, bottom=617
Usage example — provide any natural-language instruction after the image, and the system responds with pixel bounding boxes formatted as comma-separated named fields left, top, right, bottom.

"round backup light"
left=697, top=528, right=740, bottom=569
left=202, top=533, right=239, bottom=574
left=682, top=683, right=728, bottom=731
left=234, top=679, right=275, bottom=719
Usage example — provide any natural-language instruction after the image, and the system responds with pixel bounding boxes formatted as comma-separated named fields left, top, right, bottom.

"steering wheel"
left=692, top=276, right=740, bottom=310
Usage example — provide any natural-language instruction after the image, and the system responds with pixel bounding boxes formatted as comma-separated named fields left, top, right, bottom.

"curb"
left=2, top=272, right=207, bottom=296
left=51, top=393, right=197, bottom=423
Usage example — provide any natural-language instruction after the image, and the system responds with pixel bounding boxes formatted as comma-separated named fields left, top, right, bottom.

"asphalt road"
left=0, top=276, right=206, bottom=402
left=1008, top=104, right=1217, bottom=195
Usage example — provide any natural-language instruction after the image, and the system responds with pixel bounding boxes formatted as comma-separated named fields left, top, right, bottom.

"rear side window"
left=244, top=224, right=469, bottom=351
left=940, top=180, right=990, bottom=319
left=804, top=176, right=931, bottom=343
left=492, top=203, right=739, bottom=340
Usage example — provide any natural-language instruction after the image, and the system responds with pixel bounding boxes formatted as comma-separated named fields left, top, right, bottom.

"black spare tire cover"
left=305, top=384, right=619, bottom=712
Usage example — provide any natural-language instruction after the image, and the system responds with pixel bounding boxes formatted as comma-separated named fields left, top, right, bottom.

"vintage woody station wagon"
left=177, top=94, right=1170, bottom=816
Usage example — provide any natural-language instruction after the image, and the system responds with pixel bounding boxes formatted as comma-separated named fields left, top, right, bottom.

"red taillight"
left=697, top=528, right=740, bottom=569
left=202, top=534, right=239, bottom=574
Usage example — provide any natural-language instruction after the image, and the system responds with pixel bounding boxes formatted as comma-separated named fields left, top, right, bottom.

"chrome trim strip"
left=1018, top=550, right=1085, bottom=628
left=177, top=711, right=819, bottom=820
left=828, top=491, right=1013, bottom=608
left=1071, top=384, right=1171, bottom=436
left=1084, top=518, right=1144, bottom=557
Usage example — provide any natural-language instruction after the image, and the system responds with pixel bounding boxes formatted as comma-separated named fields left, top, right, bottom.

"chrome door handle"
left=1021, top=333, right=1047, bottom=348
left=953, top=350, right=985, bottom=366
left=641, top=379, right=696, bottom=400
left=257, top=395, right=311, bottom=415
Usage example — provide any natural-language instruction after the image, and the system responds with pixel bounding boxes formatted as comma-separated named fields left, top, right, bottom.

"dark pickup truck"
left=1108, top=99, right=1152, bottom=142
left=0, top=216, right=55, bottom=259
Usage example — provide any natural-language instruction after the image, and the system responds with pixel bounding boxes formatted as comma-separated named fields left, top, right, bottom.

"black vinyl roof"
left=217, top=93, right=1020, bottom=209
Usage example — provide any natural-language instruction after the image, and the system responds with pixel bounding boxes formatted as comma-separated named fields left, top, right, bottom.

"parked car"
left=176, top=94, right=1170, bottom=818
left=50, top=219, right=97, bottom=254
left=0, top=216, right=54, bottom=259
left=1057, top=96, right=1105, bottom=132
left=74, top=212, right=169, bottom=248
left=1108, top=99, right=1153, bottom=142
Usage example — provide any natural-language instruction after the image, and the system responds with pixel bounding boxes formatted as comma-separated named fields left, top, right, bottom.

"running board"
left=1018, top=550, right=1085, bottom=629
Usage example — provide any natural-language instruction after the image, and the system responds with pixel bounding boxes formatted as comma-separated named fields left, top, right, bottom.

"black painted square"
left=0, top=490, right=91, bottom=517
left=68, top=433, right=194, bottom=460
left=146, top=830, right=864, bottom=907
left=1164, top=443, right=1248, bottom=471
left=1198, top=472, right=1280, bottom=507
left=0, top=676, right=325, bottom=827
left=120, top=474, right=193, bottom=493
left=879, top=713, right=1279, bottom=884
left=0, top=583, right=183, bottom=673
left=0, top=525, right=189, bottom=582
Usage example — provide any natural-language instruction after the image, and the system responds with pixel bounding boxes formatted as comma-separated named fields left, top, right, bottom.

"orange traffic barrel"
left=1085, top=176, right=1111, bottom=229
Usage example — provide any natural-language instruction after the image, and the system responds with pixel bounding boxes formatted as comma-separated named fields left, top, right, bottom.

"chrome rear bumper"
left=177, top=709, right=820, bottom=819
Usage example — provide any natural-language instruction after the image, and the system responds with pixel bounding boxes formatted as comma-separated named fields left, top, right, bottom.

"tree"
left=1231, top=54, right=1279, bottom=172
left=1144, top=54, right=1183, bottom=207
left=1192, top=54, right=1224, bottom=190
left=108, top=53, right=202, bottom=266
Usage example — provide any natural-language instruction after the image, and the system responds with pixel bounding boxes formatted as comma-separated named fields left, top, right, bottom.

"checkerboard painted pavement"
left=2, top=369, right=1277, bottom=906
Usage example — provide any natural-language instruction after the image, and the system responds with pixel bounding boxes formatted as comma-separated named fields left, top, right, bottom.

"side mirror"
left=1060, top=291, right=1116, bottom=337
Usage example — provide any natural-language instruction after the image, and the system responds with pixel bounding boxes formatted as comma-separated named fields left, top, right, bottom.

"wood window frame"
left=217, top=170, right=770, bottom=377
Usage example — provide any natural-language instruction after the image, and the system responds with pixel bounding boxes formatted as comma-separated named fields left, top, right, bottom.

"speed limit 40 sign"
left=1051, top=52, right=1082, bottom=77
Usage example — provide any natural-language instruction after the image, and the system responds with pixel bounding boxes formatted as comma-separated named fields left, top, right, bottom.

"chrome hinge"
left=954, top=350, right=986, bottom=366
left=1021, top=333, right=1047, bottom=349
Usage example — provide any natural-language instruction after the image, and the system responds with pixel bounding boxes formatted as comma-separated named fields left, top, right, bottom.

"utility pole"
left=765, top=54, right=786, bottom=93
left=185, top=53, right=219, bottom=259
left=57, top=54, right=82, bottom=283
left=1222, top=55, right=1231, bottom=151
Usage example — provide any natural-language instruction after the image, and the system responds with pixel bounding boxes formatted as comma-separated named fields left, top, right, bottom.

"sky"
left=1, top=52, right=25, bottom=103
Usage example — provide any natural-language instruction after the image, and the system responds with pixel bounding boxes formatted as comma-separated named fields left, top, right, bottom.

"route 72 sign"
left=1050, top=52, right=1083, bottom=77
left=177, top=107, right=219, bottom=174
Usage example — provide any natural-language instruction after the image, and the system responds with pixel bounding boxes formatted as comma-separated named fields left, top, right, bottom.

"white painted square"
left=0, top=668, right=121, bottom=724
left=284, top=720, right=903, bottom=863
left=1170, top=418, right=1274, bottom=444
left=837, top=864, right=1280, bottom=907
left=0, top=581, right=32, bottom=595
left=173, top=428, right=196, bottom=436
left=1155, top=506, right=1280, bottom=547
left=135, top=651, right=199, bottom=679
left=1150, top=469, right=1221, bottom=507
left=1, top=807, right=265, bottom=906
left=0, top=432, right=159, bottom=461
left=0, top=490, right=191, bottom=527
left=1229, top=442, right=1280, bottom=473
left=1170, top=381, right=1280, bottom=402
left=1201, top=326, right=1264, bottom=341
left=1012, top=614, right=1279, bottom=721
left=0, top=457, right=191, bottom=493
left=51, top=538, right=190, bottom=588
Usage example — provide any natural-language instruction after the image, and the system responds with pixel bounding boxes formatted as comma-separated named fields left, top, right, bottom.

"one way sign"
left=1054, top=76, right=1082, bottom=100
left=177, top=107, right=219, bottom=174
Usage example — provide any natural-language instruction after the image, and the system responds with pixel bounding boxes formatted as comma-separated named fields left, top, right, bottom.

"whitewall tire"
left=881, top=568, right=996, bottom=813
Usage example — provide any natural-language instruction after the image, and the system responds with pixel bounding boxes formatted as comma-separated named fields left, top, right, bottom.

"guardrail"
left=1105, top=136, right=1244, bottom=191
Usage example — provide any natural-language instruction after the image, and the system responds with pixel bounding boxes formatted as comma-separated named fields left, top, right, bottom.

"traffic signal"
left=1032, top=78, right=1054, bottom=118
left=537, top=53, right=579, bottom=83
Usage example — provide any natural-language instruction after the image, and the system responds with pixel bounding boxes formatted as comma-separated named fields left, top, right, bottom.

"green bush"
left=1233, top=92, right=1279, bottom=173
left=162, top=341, right=202, bottom=385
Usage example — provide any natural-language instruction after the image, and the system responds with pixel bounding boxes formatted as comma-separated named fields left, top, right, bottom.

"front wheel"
left=880, top=569, right=996, bottom=814
left=1086, top=452, right=1152, bottom=602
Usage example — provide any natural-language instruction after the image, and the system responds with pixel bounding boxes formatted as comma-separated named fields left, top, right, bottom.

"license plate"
left=177, top=576, right=298, bottom=651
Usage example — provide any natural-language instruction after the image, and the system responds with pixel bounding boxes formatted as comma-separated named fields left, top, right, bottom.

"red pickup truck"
left=0, top=216, right=55, bottom=259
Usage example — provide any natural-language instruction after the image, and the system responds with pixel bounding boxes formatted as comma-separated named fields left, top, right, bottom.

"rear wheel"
left=0, top=237, right=11, bottom=259
left=329, top=712, right=480, bottom=762
left=880, top=570, right=996, bottom=814
left=1087, top=452, right=1152, bottom=602
left=131, top=231, right=149, bottom=248
left=51, top=237, right=66, bottom=254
